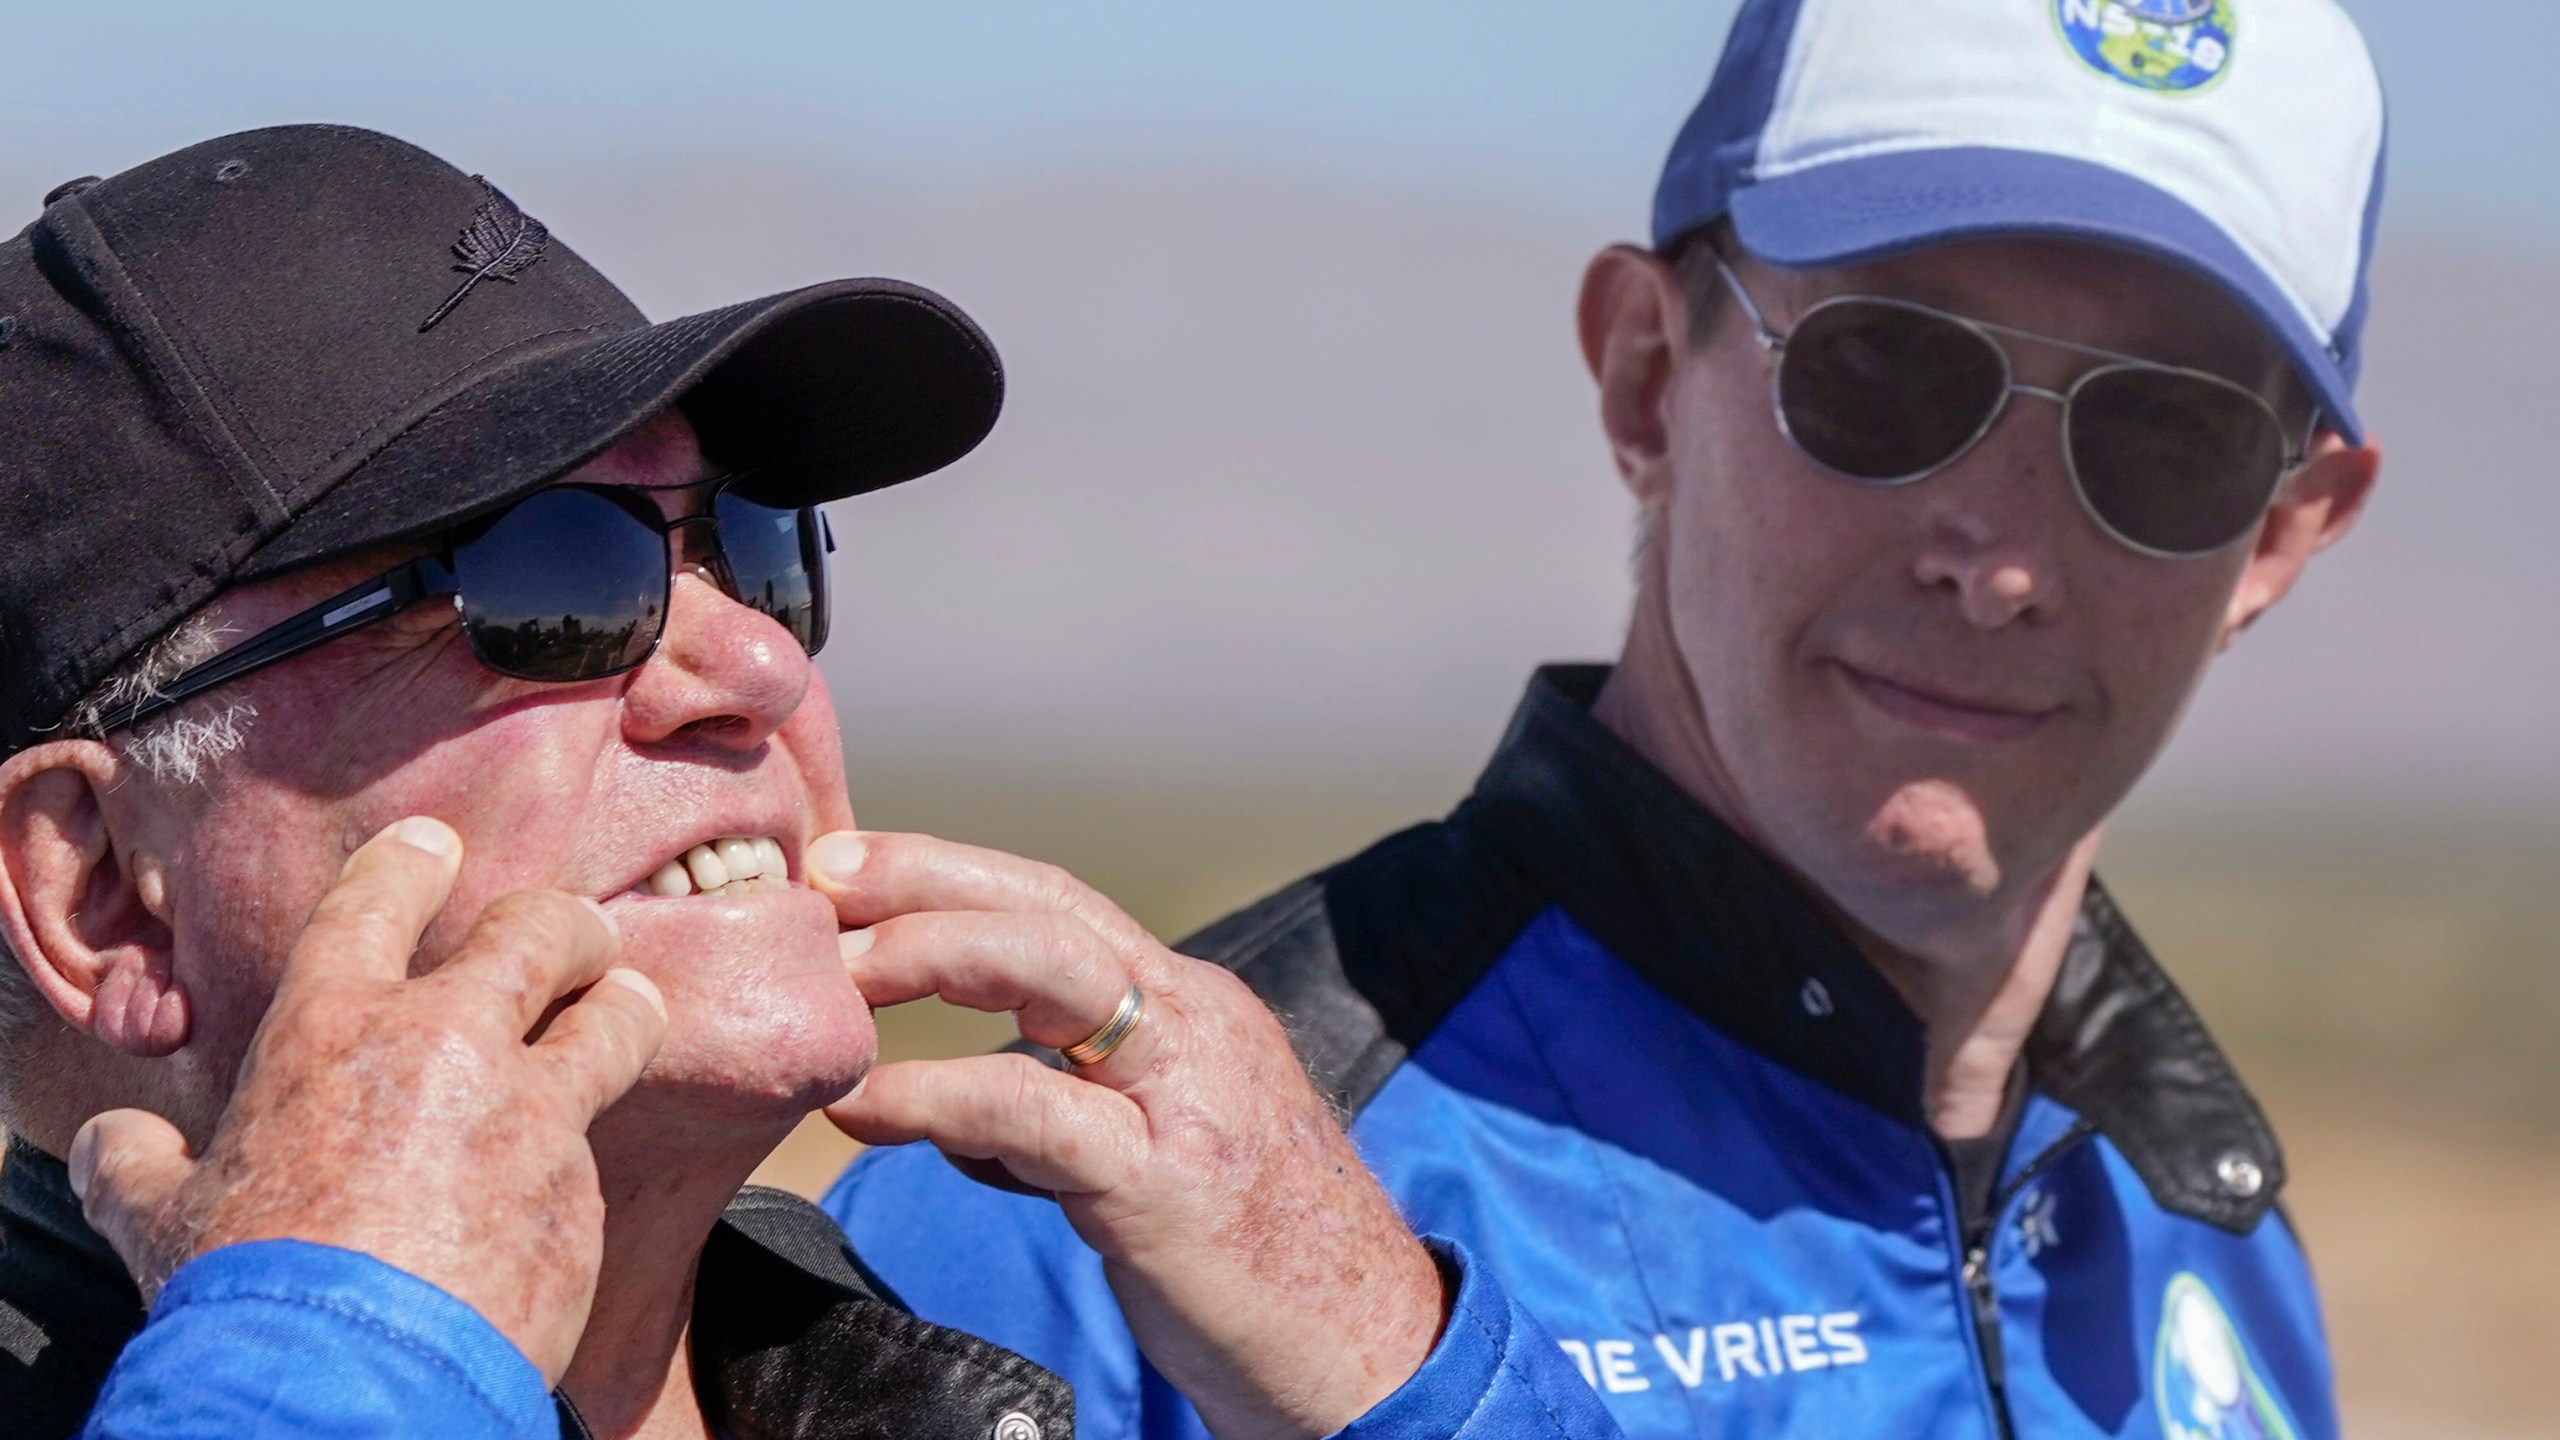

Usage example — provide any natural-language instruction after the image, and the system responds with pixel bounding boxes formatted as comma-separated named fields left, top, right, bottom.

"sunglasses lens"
left=2069, top=369, right=2287, bottom=556
left=453, top=487, right=667, bottom=681
left=712, top=490, right=829, bottom=655
left=1779, top=301, right=2010, bottom=483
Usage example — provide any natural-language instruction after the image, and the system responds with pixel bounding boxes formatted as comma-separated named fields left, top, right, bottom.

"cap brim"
left=242, top=277, right=1002, bottom=579
left=1726, top=147, right=2363, bottom=445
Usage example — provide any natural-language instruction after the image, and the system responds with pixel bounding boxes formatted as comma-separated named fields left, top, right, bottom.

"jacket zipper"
left=1961, top=1231, right=2012, bottom=1440
left=1957, top=1118, right=2098, bottom=1440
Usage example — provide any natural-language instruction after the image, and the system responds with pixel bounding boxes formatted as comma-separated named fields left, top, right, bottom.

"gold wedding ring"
left=1062, top=982, right=1144, bottom=1067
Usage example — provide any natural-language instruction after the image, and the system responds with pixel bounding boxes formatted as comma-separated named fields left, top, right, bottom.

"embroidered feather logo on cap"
left=419, top=178, right=551, bottom=333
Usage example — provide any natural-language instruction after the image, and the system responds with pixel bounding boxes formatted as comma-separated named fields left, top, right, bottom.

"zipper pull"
left=1964, top=1242, right=2007, bottom=1392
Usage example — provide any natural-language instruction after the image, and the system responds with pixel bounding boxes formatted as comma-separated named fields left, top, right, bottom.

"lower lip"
left=1834, top=664, right=2054, bottom=742
left=608, top=880, right=800, bottom=905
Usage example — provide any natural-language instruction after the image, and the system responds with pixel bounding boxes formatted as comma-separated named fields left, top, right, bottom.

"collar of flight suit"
left=1186, top=664, right=2286, bottom=1235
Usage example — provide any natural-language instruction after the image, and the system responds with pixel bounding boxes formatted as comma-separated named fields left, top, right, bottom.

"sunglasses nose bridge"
left=657, top=513, right=742, bottom=607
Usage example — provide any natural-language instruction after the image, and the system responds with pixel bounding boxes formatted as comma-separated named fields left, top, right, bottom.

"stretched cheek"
left=782, top=689, right=853, bottom=834
left=167, top=868, right=298, bottom=1082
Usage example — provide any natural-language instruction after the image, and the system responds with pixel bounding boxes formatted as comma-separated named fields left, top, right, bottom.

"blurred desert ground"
left=8, top=108, right=2554, bottom=1434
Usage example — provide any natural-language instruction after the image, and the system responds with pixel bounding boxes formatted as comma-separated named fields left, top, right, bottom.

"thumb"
left=70, top=1109, right=198, bottom=1301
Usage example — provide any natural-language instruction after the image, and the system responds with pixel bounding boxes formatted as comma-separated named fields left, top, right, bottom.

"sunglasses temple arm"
left=95, top=558, right=450, bottom=736
left=1711, top=256, right=1785, bottom=351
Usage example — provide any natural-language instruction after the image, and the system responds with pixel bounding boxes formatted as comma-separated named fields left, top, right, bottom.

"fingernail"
left=580, top=896, right=621, bottom=943
left=808, top=832, right=866, bottom=886
left=67, top=1120, right=100, bottom=1201
left=839, top=927, right=875, bottom=959
left=387, top=816, right=460, bottom=861
left=601, top=967, right=666, bottom=1018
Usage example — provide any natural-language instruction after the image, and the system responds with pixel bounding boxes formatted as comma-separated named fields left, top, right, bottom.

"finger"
left=525, top=967, right=669, bottom=1125
left=807, top=831, right=1159, bottom=967
left=842, top=911, right=1146, bottom=1056
left=280, top=816, right=463, bottom=993
left=68, top=1109, right=197, bottom=1299
left=825, top=1054, right=1146, bottom=1195
left=941, top=1153, right=1052, bottom=1200
left=432, top=889, right=621, bottom=1035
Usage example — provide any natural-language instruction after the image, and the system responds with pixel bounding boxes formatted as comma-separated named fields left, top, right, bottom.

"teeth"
left=683, top=844, right=730, bottom=892
left=647, top=836, right=790, bottom=898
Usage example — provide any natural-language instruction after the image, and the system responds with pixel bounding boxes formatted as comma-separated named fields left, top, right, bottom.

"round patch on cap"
left=2054, top=0, right=2236, bottom=93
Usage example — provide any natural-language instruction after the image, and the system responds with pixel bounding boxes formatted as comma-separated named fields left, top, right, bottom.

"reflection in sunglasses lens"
left=1781, top=301, right=2009, bottom=482
left=454, top=488, right=667, bottom=680
left=713, top=491, right=826, bottom=654
left=2069, top=369, right=2286, bottom=555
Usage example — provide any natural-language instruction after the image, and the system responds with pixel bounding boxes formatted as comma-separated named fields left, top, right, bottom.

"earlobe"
left=1577, top=245, right=1688, bottom=506
left=0, top=743, right=190, bottom=1057
left=89, top=947, right=190, bottom=1057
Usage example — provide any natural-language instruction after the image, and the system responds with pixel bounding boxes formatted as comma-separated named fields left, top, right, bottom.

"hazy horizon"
left=7, top=7, right=2556, bottom=1432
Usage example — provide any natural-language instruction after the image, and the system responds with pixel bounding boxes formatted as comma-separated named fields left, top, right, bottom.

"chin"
left=609, top=888, right=879, bottom=1123
left=640, top=986, right=878, bottom=1121
left=1857, top=779, right=2005, bottom=896
left=1765, top=776, right=2012, bottom=941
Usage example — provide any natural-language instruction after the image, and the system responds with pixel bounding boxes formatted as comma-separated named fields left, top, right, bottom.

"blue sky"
left=4, top=1, right=2550, bottom=243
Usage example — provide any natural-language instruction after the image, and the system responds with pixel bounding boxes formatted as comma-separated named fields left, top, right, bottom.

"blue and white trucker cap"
left=1654, top=0, right=2386, bottom=443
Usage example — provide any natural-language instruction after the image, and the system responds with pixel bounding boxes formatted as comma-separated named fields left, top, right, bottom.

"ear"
left=2219, top=432, right=2382, bottom=650
left=1577, top=245, right=1692, bottom=512
left=0, top=741, right=190, bottom=1057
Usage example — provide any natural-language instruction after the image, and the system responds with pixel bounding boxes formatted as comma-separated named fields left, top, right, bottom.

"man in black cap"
left=0, top=126, right=1612, bottom=1440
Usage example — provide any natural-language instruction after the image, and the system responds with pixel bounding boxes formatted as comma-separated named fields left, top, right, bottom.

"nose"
left=1908, top=390, right=2072, bottom=629
left=617, top=567, right=811, bottom=752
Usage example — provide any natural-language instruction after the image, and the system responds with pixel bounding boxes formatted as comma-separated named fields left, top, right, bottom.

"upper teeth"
left=647, top=836, right=789, bottom=897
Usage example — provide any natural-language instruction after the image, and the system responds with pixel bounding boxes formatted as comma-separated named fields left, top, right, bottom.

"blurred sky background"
left=5, top=0, right=2556, bottom=809
left=7, top=4, right=2558, bottom=1434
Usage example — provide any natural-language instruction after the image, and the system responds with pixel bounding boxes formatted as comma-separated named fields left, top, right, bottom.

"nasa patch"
left=2152, top=1274, right=2298, bottom=1440
left=2054, top=0, right=2236, bottom=93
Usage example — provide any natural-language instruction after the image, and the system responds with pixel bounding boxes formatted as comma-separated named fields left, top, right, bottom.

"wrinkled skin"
left=70, top=818, right=667, bottom=1384
left=815, top=829, right=1445, bottom=1440
left=0, top=411, right=1442, bottom=1440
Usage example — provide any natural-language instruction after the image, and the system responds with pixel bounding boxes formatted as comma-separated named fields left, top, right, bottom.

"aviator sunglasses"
left=99, top=476, right=832, bottom=735
left=1711, top=256, right=2309, bottom=559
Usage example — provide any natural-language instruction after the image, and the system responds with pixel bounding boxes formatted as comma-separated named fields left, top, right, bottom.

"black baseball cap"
left=0, top=124, right=1003, bottom=755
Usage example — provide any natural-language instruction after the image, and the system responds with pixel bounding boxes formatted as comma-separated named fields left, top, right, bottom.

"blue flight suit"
left=830, top=666, right=2332, bottom=1440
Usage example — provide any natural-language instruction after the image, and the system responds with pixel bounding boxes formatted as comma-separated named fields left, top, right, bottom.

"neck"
left=1845, top=835, right=2095, bottom=1138
left=1593, top=549, right=2092, bottom=1140
left=559, top=1108, right=796, bottom=1440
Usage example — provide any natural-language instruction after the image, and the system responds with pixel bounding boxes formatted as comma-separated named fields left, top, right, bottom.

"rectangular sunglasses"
left=98, top=477, right=832, bottom=735
left=1712, top=256, right=2309, bottom=559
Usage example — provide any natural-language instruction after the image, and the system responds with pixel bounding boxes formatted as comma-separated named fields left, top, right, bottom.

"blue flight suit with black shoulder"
left=830, top=666, right=2335, bottom=1439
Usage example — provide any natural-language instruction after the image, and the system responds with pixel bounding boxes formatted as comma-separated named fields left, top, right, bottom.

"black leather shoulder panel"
left=1177, top=818, right=1547, bottom=1115
left=698, top=1186, right=1075, bottom=1440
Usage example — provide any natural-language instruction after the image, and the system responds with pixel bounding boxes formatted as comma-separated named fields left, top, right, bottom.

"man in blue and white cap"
left=833, top=0, right=2388, bottom=1436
